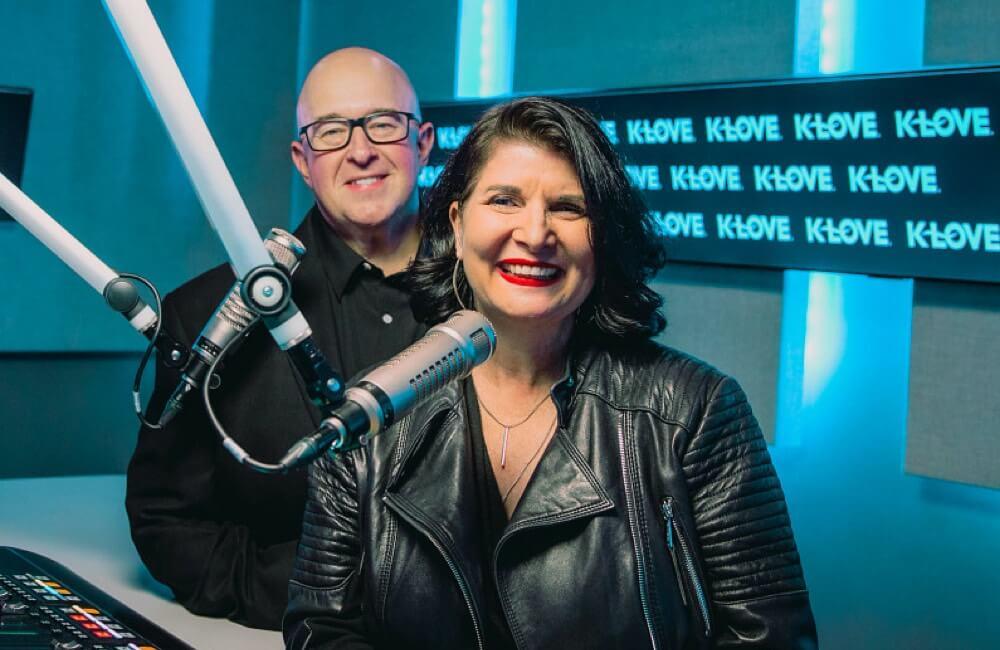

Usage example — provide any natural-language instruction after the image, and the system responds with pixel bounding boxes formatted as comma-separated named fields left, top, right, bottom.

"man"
left=126, top=47, right=435, bottom=630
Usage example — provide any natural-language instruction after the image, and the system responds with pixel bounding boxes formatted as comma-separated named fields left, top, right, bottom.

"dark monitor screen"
left=421, top=67, right=1000, bottom=284
left=1, top=87, right=33, bottom=222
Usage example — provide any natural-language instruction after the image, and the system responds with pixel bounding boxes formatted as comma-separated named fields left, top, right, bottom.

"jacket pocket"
left=660, top=496, right=712, bottom=638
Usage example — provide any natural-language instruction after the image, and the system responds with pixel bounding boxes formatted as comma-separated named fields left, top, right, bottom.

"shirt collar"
left=304, top=204, right=428, bottom=299
left=305, top=206, right=380, bottom=300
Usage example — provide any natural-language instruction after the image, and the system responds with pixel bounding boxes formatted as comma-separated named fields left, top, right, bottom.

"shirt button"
left=362, top=262, right=373, bottom=271
left=382, top=313, right=393, bottom=324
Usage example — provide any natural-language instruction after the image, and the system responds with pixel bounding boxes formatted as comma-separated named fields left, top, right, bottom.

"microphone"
left=157, top=228, right=306, bottom=426
left=226, top=310, right=497, bottom=473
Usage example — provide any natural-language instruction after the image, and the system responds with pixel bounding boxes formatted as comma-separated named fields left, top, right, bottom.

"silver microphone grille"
left=468, top=328, right=494, bottom=366
left=214, top=229, right=308, bottom=330
left=263, top=228, right=306, bottom=274
left=217, top=289, right=257, bottom=330
left=342, top=311, right=497, bottom=436
left=409, top=333, right=468, bottom=400
left=359, top=310, right=497, bottom=415
left=441, top=309, right=497, bottom=367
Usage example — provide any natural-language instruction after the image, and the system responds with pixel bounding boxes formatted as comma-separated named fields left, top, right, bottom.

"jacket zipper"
left=384, top=409, right=482, bottom=650
left=385, top=497, right=484, bottom=650
left=661, top=497, right=712, bottom=637
left=377, top=417, right=411, bottom=622
left=617, top=412, right=661, bottom=650
left=425, top=533, right=484, bottom=650
left=661, top=498, right=688, bottom=608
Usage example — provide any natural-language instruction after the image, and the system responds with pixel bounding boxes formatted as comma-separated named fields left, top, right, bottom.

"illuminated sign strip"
left=424, top=67, right=1000, bottom=284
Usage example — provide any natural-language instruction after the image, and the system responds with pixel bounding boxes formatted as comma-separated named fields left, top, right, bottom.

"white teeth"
left=503, top=264, right=558, bottom=278
left=351, top=176, right=381, bottom=186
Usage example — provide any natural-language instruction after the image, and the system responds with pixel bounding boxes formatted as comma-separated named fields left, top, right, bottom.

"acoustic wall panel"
left=906, top=280, right=1000, bottom=489
left=653, top=263, right=784, bottom=442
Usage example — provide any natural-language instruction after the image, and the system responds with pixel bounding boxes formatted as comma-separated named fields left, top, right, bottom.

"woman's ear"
left=449, top=200, right=463, bottom=258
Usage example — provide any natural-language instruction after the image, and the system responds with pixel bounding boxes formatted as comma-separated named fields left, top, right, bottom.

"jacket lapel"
left=384, top=391, right=479, bottom=555
left=382, top=386, right=487, bottom=616
left=503, top=428, right=615, bottom=536
left=384, top=374, right=615, bottom=555
left=506, top=345, right=613, bottom=534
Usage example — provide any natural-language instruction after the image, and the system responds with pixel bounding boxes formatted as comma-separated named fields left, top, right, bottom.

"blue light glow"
left=818, top=0, right=856, bottom=74
left=783, top=0, right=924, bottom=446
left=455, top=0, right=517, bottom=98
left=802, top=272, right=846, bottom=404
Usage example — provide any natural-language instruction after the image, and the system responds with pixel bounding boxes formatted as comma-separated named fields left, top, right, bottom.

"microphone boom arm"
left=105, top=0, right=347, bottom=418
left=0, top=172, right=163, bottom=341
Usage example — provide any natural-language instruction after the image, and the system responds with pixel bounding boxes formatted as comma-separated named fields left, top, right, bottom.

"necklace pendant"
left=500, top=426, right=510, bottom=468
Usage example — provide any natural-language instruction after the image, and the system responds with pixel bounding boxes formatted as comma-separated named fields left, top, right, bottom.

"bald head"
left=290, top=47, right=434, bottom=266
left=296, top=47, right=420, bottom=129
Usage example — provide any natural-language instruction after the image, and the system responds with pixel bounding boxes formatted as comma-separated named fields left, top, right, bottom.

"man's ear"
left=416, top=122, right=435, bottom=166
left=449, top=200, right=463, bottom=258
left=291, top=139, right=313, bottom=188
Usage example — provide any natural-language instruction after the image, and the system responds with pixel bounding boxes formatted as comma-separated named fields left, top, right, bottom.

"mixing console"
left=0, top=547, right=192, bottom=649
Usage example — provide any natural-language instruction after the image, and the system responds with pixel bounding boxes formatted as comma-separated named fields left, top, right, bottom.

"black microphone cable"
left=200, top=319, right=291, bottom=473
left=119, top=272, right=166, bottom=430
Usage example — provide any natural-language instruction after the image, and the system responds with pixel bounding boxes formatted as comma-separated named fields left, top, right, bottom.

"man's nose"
left=345, top=125, right=377, bottom=165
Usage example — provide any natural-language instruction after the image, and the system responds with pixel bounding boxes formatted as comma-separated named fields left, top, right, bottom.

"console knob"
left=0, top=600, right=29, bottom=615
left=51, top=641, right=84, bottom=650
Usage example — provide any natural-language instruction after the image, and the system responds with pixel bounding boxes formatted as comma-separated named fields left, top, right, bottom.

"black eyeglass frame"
left=298, top=110, right=422, bottom=151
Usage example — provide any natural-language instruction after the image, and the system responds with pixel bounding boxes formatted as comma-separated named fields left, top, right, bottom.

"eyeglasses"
left=299, top=110, right=420, bottom=152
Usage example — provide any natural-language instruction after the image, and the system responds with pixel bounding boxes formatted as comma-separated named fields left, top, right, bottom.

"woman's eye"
left=488, top=195, right=518, bottom=207
left=551, top=203, right=586, bottom=218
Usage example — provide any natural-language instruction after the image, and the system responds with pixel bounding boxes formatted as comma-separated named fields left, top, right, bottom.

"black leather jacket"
left=284, top=342, right=818, bottom=649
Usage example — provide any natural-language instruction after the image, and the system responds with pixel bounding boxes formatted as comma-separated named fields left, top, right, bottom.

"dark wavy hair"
left=409, top=96, right=667, bottom=345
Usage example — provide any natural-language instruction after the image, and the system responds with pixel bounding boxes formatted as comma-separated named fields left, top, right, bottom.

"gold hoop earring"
left=452, top=258, right=468, bottom=310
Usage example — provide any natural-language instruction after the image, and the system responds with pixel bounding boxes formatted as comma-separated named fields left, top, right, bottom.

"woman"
left=284, top=97, right=817, bottom=649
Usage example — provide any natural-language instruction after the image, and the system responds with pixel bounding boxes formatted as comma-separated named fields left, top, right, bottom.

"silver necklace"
left=478, top=392, right=552, bottom=468
left=502, top=414, right=558, bottom=505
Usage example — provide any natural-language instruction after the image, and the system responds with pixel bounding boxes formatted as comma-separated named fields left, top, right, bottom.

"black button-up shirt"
left=309, top=208, right=426, bottom=380
left=126, top=207, right=426, bottom=630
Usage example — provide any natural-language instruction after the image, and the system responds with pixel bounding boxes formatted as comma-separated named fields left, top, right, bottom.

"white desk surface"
left=0, top=474, right=282, bottom=649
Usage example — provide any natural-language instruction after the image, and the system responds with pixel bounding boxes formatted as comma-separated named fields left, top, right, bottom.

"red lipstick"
left=497, top=258, right=562, bottom=287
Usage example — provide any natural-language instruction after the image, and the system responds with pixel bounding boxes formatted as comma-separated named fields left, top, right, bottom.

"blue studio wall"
left=1, top=1, right=998, bottom=648
left=0, top=0, right=302, bottom=474
left=780, top=3, right=1000, bottom=649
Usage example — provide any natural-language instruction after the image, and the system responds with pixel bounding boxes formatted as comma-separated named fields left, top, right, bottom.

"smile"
left=497, top=259, right=563, bottom=286
left=346, top=174, right=387, bottom=189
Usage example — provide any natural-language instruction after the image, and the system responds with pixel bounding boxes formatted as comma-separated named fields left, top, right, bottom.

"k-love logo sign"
left=423, top=67, right=1000, bottom=284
